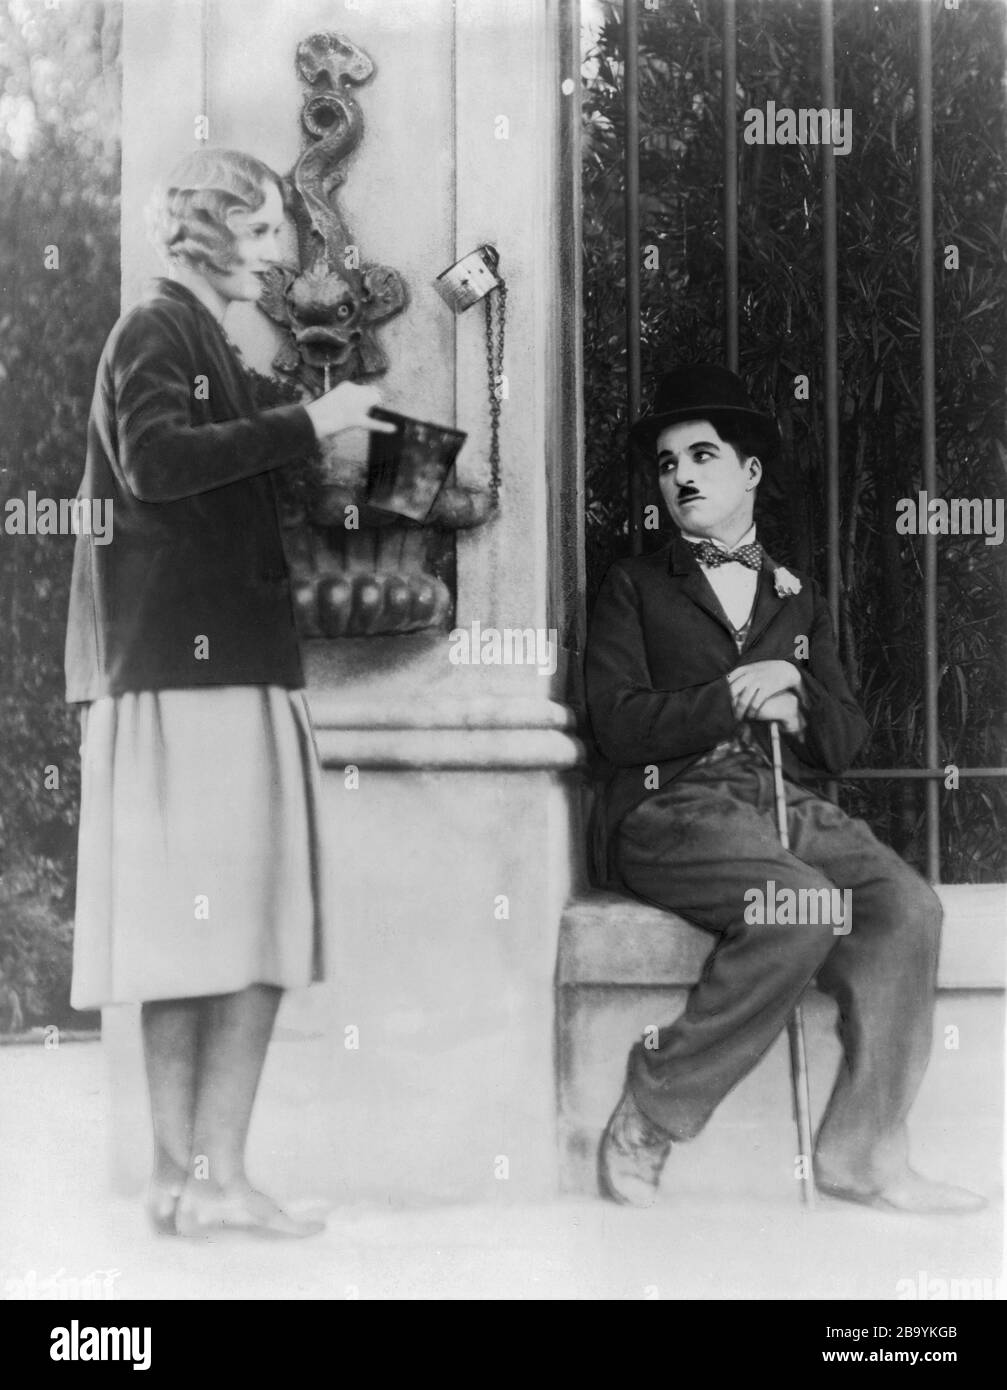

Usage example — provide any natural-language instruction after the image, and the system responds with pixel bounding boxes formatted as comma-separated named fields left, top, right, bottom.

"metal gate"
left=615, top=0, right=1006, bottom=882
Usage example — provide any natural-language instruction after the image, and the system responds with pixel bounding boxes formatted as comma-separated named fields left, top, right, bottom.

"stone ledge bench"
left=555, top=883, right=1006, bottom=1195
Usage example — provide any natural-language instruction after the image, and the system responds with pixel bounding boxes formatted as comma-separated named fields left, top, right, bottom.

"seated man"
left=585, top=364, right=984, bottom=1214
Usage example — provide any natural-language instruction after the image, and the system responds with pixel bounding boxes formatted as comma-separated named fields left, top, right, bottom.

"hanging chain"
left=483, top=278, right=507, bottom=508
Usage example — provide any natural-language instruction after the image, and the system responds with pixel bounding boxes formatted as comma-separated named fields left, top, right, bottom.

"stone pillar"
left=106, top=0, right=583, bottom=1202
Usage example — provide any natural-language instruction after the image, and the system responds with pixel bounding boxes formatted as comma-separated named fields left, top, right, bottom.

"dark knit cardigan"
left=65, top=278, right=318, bottom=702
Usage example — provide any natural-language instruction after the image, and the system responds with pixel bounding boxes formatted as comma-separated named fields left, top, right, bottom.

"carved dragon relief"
left=258, top=32, right=404, bottom=392
left=260, top=32, right=493, bottom=640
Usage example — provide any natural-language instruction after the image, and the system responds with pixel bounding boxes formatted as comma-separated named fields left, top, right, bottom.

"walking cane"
left=769, top=719, right=817, bottom=1210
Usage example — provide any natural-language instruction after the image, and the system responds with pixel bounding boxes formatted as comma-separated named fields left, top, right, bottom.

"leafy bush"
left=0, top=1, right=121, bottom=1028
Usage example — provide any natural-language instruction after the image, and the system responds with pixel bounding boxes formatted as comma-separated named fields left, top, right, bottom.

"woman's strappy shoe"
left=174, top=1185, right=326, bottom=1239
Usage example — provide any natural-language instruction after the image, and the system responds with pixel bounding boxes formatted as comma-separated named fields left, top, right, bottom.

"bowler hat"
left=630, top=364, right=779, bottom=457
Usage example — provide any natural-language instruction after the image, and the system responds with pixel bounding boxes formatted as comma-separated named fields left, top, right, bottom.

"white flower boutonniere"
left=772, top=566, right=802, bottom=597
left=763, top=555, right=803, bottom=597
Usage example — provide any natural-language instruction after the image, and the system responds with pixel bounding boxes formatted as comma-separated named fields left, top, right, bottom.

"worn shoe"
left=598, top=1086, right=673, bottom=1207
left=817, top=1169, right=987, bottom=1216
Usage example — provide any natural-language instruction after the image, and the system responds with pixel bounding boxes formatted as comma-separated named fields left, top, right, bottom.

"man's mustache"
left=676, top=487, right=702, bottom=501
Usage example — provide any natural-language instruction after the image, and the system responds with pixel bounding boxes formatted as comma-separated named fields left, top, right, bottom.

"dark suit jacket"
left=585, top=534, right=870, bottom=885
left=65, top=278, right=318, bottom=702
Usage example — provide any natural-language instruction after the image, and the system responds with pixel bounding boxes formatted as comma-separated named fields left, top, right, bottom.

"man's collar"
left=668, top=532, right=700, bottom=575
left=668, top=526, right=758, bottom=574
left=679, top=523, right=757, bottom=552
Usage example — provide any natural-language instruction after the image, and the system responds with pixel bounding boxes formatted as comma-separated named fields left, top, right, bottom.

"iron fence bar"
left=723, top=0, right=738, bottom=371
left=625, top=0, right=643, bottom=555
left=917, top=0, right=941, bottom=881
left=803, top=768, right=1007, bottom=781
left=820, top=0, right=840, bottom=633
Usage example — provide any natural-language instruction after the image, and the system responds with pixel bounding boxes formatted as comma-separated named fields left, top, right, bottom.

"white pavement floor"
left=0, top=1039, right=1003, bottom=1301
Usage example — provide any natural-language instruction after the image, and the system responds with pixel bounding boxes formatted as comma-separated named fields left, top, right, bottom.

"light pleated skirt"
left=70, top=686, right=330, bottom=1010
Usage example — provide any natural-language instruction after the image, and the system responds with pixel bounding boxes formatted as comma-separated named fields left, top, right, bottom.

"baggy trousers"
left=615, top=750, right=942, bottom=1189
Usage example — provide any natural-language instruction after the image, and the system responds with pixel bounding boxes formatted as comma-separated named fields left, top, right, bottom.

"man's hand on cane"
left=746, top=691, right=805, bottom=737
left=727, top=660, right=806, bottom=737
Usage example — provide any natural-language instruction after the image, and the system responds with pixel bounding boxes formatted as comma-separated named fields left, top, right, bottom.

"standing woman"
left=65, top=148, right=393, bottom=1238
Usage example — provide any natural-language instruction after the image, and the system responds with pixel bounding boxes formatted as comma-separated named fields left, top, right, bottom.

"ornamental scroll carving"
left=259, top=32, right=493, bottom=639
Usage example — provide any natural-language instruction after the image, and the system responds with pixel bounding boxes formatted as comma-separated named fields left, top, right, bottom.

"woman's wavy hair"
left=146, top=148, right=288, bottom=275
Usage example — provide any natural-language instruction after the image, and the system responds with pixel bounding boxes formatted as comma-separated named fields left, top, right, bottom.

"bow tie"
left=689, top=539, right=763, bottom=571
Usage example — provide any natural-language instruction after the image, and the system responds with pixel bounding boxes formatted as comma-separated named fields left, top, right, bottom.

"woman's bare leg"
left=176, top=984, right=323, bottom=1237
left=189, top=983, right=280, bottom=1189
left=141, top=997, right=200, bottom=1182
left=140, top=998, right=200, bottom=1231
